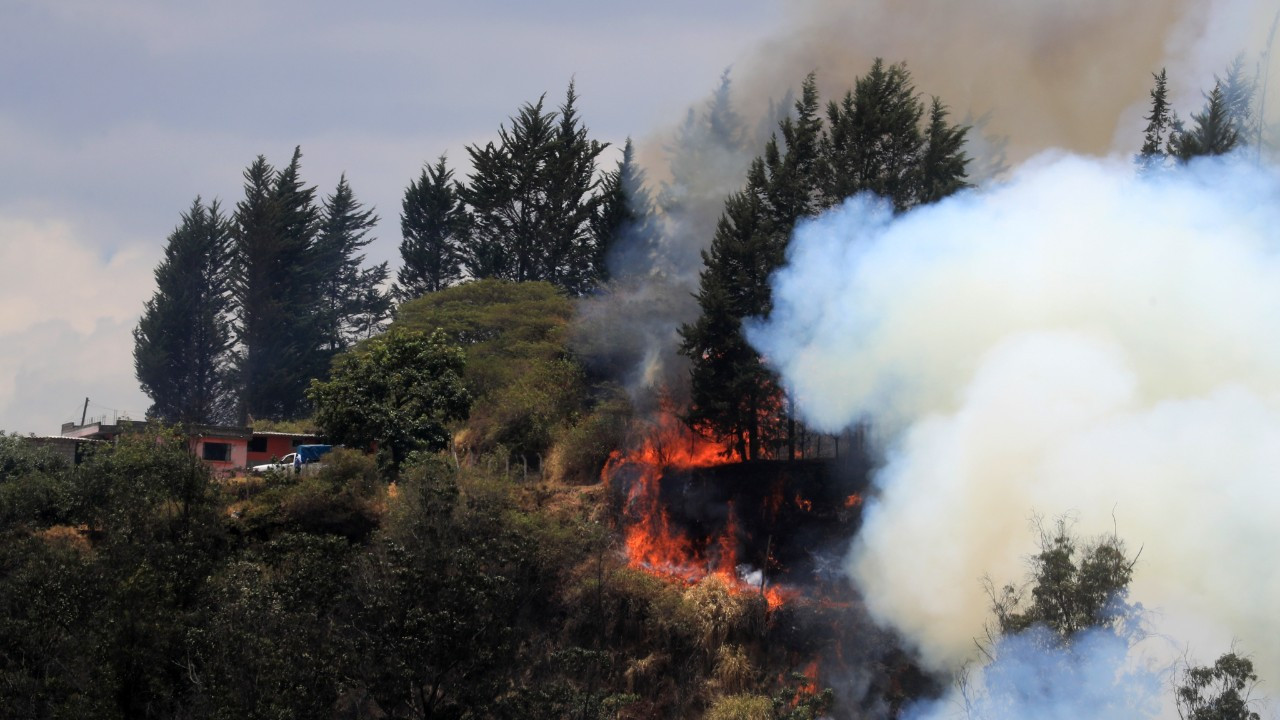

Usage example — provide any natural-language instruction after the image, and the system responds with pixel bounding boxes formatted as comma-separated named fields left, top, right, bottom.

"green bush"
left=547, top=391, right=631, bottom=485
left=241, top=449, right=382, bottom=540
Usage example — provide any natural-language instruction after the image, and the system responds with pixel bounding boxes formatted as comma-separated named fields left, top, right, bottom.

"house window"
left=248, top=436, right=268, bottom=453
left=202, top=442, right=231, bottom=462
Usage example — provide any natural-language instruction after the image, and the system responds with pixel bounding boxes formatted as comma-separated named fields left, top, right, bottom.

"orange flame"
left=794, top=493, right=813, bottom=512
left=844, top=493, right=863, bottom=508
left=603, top=408, right=797, bottom=610
left=791, top=659, right=821, bottom=706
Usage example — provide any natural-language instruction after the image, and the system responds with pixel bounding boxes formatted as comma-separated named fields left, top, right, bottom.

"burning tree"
left=679, top=62, right=970, bottom=462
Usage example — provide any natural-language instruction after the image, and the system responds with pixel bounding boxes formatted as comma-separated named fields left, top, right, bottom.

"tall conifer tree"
left=543, top=81, right=607, bottom=293
left=1172, top=82, right=1241, bottom=161
left=396, top=156, right=466, bottom=300
left=315, top=174, right=389, bottom=351
left=918, top=97, right=972, bottom=202
left=461, top=95, right=557, bottom=284
left=678, top=163, right=781, bottom=461
left=1137, top=69, right=1175, bottom=172
left=459, top=83, right=607, bottom=294
left=232, top=148, right=325, bottom=421
left=592, top=138, right=661, bottom=282
left=134, top=197, right=236, bottom=425
left=682, top=61, right=970, bottom=460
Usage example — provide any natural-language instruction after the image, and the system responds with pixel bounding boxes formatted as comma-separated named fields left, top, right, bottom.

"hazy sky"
left=0, top=0, right=783, bottom=432
left=1, top=0, right=1265, bottom=434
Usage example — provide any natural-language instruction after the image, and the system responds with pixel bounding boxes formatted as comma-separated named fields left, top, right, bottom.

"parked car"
left=250, top=452, right=297, bottom=474
left=249, top=444, right=334, bottom=475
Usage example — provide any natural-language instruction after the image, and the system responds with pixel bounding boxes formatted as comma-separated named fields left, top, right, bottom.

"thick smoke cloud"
left=747, top=154, right=1280, bottom=710
left=737, top=0, right=1271, bottom=161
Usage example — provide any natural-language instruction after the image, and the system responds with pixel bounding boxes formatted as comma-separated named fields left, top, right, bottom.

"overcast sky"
left=0, top=0, right=785, bottom=433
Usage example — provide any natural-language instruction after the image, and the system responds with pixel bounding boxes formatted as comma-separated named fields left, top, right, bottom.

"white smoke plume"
left=746, top=153, right=1280, bottom=714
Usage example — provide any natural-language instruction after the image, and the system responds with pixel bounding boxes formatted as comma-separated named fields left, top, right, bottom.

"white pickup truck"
left=250, top=453, right=298, bottom=474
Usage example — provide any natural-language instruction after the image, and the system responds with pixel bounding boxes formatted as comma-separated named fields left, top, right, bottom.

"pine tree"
left=918, top=97, right=972, bottom=202
left=134, top=197, right=236, bottom=425
left=458, top=83, right=608, bottom=294
left=658, top=69, right=750, bottom=245
left=681, top=63, right=969, bottom=460
left=1219, top=55, right=1257, bottom=142
left=679, top=163, right=784, bottom=461
left=820, top=59, right=927, bottom=211
left=315, top=174, right=389, bottom=352
left=591, top=138, right=661, bottom=282
left=396, top=156, right=466, bottom=300
left=1136, top=69, right=1174, bottom=172
left=766, top=73, right=825, bottom=226
left=232, top=148, right=326, bottom=422
left=1172, top=82, right=1241, bottom=161
left=461, top=95, right=556, bottom=284
left=543, top=81, right=608, bottom=293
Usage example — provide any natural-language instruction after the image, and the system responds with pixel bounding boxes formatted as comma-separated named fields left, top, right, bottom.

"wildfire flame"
left=603, top=409, right=796, bottom=610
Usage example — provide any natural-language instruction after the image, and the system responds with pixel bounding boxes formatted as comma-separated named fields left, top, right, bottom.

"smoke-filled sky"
left=0, top=0, right=783, bottom=432
left=2, top=0, right=1273, bottom=451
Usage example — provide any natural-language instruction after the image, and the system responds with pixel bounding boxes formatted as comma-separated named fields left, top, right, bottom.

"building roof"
left=249, top=430, right=324, bottom=438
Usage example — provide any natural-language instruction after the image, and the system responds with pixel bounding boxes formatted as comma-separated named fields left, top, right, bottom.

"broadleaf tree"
left=308, top=328, right=471, bottom=473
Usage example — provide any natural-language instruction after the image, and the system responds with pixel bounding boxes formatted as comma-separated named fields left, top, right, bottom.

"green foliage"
left=231, top=149, right=325, bottom=421
left=393, top=280, right=585, bottom=463
left=986, top=518, right=1137, bottom=644
left=0, top=435, right=74, bottom=530
left=396, top=155, right=467, bottom=300
left=592, top=137, right=662, bottom=282
left=1172, top=82, right=1241, bottom=162
left=460, top=82, right=609, bottom=293
left=1137, top=69, right=1175, bottom=172
left=1176, top=652, right=1260, bottom=720
left=466, top=357, right=584, bottom=465
left=228, top=148, right=391, bottom=422
left=72, top=427, right=220, bottom=546
left=0, top=535, right=108, bottom=717
left=237, top=449, right=383, bottom=540
left=314, top=173, right=391, bottom=350
left=349, top=458, right=551, bottom=716
left=547, top=391, right=631, bottom=485
left=133, top=196, right=237, bottom=425
left=192, top=533, right=356, bottom=719
left=246, top=416, right=318, bottom=434
left=308, top=328, right=471, bottom=472
left=681, top=61, right=969, bottom=460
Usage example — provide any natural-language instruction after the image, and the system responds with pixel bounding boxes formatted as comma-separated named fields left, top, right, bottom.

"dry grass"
left=38, top=524, right=91, bottom=553
left=704, top=694, right=773, bottom=720
left=713, top=644, right=755, bottom=695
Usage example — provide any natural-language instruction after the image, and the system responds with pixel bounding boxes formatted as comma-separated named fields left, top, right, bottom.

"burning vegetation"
left=598, top=404, right=938, bottom=716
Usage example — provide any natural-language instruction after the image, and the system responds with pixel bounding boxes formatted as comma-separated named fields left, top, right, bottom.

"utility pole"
left=80, top=397, right=89, bottom=426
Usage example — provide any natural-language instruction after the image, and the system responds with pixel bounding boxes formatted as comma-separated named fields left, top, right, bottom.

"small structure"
left=22, top=435, right=105, bottom=464
left=246, top=431, right=325, bottom=467
left=57, top=421, right=324, bottom=473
